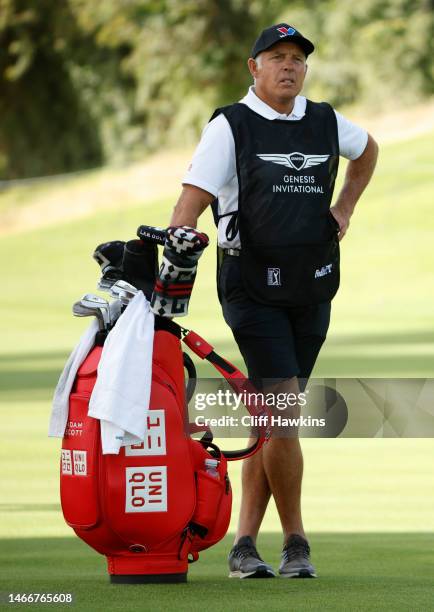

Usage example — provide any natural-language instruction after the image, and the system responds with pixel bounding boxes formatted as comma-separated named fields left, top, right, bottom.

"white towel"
left=88, top=292, right=154, bottom=454
left=49, top=299, right=123, bottom=438
left=49, top=319, right=99, bottom=437
left=99, top=420, right=143, bottom=454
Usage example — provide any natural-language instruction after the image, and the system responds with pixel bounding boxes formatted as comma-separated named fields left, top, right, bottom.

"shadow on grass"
left=1, top=328, right=434, bottom=400
left=0, top=533, right=433, bottom=611
left=327, top=330, right=434, bottom=346
left=0, top=504, right=61, bottom=513
left=0, top=352, right=69, bottom=364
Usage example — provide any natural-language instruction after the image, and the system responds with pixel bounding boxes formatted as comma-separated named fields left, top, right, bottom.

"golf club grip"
left=137, top=225, right=167, bottom=245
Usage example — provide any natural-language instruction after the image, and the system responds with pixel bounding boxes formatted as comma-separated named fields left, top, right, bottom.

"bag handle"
left=181, top=328, right=271, bottom=461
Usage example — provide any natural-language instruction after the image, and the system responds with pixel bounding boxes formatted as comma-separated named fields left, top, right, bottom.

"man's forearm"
left=330, top=134, right=378, bottom=239
left=334, top=134, right=379, bottom=216
left=170, top=184, right=215, bottom=227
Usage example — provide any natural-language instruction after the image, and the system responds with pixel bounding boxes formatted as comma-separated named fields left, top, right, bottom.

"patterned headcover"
left=151, top=226, right=209, bottom=317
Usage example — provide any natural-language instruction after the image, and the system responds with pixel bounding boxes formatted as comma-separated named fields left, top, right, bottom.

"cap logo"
left=276, top=26, right=296, bottom=38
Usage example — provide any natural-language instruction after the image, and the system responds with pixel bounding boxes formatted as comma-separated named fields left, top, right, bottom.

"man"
left=169, top=23, right=378, bottom=578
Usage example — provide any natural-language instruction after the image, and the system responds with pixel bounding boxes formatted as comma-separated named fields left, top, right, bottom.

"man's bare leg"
left=234, top=443, right=271, bottom=544
left=234, top=377, right=305, bottom=542
left=235, top=377, right=305, bottom=543
left=262, top=436, right=305, bottom=540
left=262, top=377, right=305, bottom=540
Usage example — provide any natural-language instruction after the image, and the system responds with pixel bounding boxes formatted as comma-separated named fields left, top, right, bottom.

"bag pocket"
left=191, top=470, right=224, bottom=534
left=60, top=393, right=100, bottom=529
left=241, top=237, right=340, bottom=307
left=218, top=255, right=243, bottom=303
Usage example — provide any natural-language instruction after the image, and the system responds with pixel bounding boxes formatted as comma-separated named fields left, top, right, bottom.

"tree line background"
left=0, top=0, right=433, bottom=180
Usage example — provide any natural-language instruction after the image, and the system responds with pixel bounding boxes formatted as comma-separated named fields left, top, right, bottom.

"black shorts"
left=219, top=255, right=331, bottom=384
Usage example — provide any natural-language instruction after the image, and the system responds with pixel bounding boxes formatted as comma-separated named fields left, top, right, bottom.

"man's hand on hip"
left=330, top=205, right=350, bottom=241
left=331, top=134, right=379, bottom=241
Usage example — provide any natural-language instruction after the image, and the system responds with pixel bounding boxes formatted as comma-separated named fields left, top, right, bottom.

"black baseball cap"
left=251, top=23, right=314, bottom=59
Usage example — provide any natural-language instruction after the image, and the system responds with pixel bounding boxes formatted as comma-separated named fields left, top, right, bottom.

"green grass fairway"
left=1, top=130, right=434, bottom=610
left=1, top=534, right=433, bottom=612
left=1, top=132, right=434, bottom=375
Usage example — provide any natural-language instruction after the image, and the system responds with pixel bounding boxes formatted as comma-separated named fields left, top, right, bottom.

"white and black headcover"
left=151, top=226, right=209, bottom=317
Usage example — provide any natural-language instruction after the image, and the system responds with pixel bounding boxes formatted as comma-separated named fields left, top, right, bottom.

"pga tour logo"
left=315, top=263, right=333, bottom=279
left=267, top=267, right=281, bottom=286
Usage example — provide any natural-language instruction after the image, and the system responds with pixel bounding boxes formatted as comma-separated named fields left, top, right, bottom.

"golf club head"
left=110, top=280, right=139, bottom=297
left=118, top=291, right=135, bottom=306
left=97, top=277, right=115, bottom=293
left=81, top=293, right=110, bottom=307
left=81, top=294, right=111, bottom=329
left=97, top=266, right=124, bottom=292
left=73, top=301, right=94, bottom=317
left=108, top=299, right=122, bottom=325
left=72, top=301, right=106, bottom=331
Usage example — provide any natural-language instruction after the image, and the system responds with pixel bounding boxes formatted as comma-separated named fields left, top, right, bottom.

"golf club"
left=81, top=294, right=111, bottom=329
left=110, top=280, right=139, bottom=299
left=72, top=301, right=106, bottom=331
left=110, top=282, right=139, bottom=308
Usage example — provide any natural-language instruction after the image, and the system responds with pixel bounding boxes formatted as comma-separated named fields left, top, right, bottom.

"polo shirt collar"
left=240, top=86, right=306, bottom=120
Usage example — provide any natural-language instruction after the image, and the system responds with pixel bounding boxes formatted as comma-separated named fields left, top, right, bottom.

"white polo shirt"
left=183, top=86, right=368, bottom=248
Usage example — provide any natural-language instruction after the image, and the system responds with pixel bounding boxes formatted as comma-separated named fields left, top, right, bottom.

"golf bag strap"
left=182, top=329, right=271, bottom=460
left=178, top=526, right=199, bottom=562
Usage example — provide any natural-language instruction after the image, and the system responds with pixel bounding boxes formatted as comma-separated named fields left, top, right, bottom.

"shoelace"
left=234, top=543, right=261, bottom=561
left=282, top=539, right=310, bottom=563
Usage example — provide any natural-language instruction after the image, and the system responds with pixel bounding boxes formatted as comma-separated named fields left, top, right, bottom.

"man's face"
left=248, top=41, right=307, bottom=106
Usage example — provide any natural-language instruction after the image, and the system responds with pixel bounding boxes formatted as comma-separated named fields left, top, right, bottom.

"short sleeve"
left=334, top=110, right=368, bottom=160
left=182, top=114, right=236, bottom=196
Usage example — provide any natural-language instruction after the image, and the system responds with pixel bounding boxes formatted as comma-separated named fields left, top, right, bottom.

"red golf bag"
left=60, top=317, right=268, bottom=583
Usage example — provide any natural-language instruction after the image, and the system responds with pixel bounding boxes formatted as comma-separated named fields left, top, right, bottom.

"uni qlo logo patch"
left=72, top=450, right=87, bottom=476
left=61, top=449, right=73, bottom=475
left=125, top=466, right=168, bottom=513
left=277, top=26, right=296, bottom=38
left=125, top=410, right=166, bottom=456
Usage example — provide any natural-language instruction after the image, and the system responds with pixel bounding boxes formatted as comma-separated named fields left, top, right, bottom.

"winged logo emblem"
left=257, top=152, right=330, bottom=171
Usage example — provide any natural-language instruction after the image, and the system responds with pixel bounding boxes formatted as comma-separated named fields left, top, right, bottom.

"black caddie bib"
left=214, top=101, right=340, bottom=307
